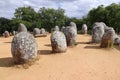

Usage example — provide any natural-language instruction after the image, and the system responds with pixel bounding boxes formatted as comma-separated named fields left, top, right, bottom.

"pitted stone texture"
left=54, top=26, right=59, bottom=31
left=82, top=24, right=88, bottom=34
left=51, top=31, right=67, bottom=53
left=11, top=32, right=38, bottom=64
left=33, top=28, right=40, bottom=36
left=4, top=31, right=10, bottom=38
left=18, top=23, right=27, bottom=32
left=92, top=22, right=106, bottom=43
left=100, top=28, right=115, bottom=48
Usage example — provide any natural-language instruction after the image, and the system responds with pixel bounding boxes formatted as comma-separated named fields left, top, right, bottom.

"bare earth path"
left=0, top=34, right=120, bottom=80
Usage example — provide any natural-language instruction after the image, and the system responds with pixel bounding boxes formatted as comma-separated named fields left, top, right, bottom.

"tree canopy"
left=0, top=3, right=120, bottom=34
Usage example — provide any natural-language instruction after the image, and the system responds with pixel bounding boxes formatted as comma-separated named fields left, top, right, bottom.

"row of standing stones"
left=51, top=22, right=77, bottom=53
left=10, top=22, right=77, bottom=64
left=91, top=22, right=120, bottom=48
left=3, top=22, right=120, bottom=65
left=33, top=28, right=47, bottom=37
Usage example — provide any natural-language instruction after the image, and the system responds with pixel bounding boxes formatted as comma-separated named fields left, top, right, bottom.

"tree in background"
left=38, top=7, right=66, bottom=32
left=0, top=3, right=120, bottom=35
left=86, top=3, right=120, bottom=33
left=0, top=17, right=12, bottom=34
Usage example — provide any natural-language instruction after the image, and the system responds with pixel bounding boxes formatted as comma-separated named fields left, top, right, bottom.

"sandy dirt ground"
left=0, top=34, right=120, bottom=80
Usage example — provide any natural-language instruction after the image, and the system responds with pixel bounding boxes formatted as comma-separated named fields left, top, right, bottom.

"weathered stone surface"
left=70, top=22, right=77, bottom=28
left=82, top=24, right=88, bottom=34
left=100, top=27, right=115, bottom=48
left=33, top=28, right=40, bottom=36
left=11, top=32, right=38, bottom=64
left=54, top=26, right=59, bottom=31
left=92, top=22, right=106, bottom=43
left=4, top=31, right=10, bottom=38
left=18, top=23, right=27, bottom=32
left=61, top=26, right=65, bottom=32
left=13, top=31, right=16, bottom=36
left=40, top=28, right=46, bottom=34
left=62, top=22, right=77, bottom=46
left=113, top=35, right=120, bottom=45
left=51, top=31, right=67, bottom=53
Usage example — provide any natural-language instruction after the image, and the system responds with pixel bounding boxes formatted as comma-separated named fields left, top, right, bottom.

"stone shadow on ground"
left=84, top=45, right=101, bottom=49
left=0, top=57, right=14, bottom=67
left=76, top=42, right=91, bottom=45
left=44, top=44, right=51, bottom=47
left=38, top=50, right=54, bottom=55
left=4, top=42, right=12, bottom=43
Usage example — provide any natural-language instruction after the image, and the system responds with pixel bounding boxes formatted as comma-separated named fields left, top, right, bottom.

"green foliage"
left=0, top=3, right=120, bottom=35
left=86, top=3, right=120, bottom=33
left=0, top=17, right=12, bottom=34
left=38, top=7, right=66, bottom=32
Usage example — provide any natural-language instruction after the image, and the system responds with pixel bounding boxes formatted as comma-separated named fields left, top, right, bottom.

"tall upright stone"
left=61, top=26, right=65, bottom=32
left=92, top=22, right=106, bottom=43
left=40, top=28, right=46, bottom=34
left=54, top=26, right=59, bottom=31
left=11, top=32, right=38, bottom=64
left=114, top=35, right=120, bottom=45
left=100, top=27, right=115, bottom=48
left=51, top=31, right=67, bottom=53
left=18, top=23, right=27, bottom=32
left=4, top=31, right=10, bottom=38
left=82, top=24, right=88, bottom=34
left=33, top=28, right=41, bottom=36
left=63, top=22, right=77, bottom=46
left=13, top=31, right=16, bottom=36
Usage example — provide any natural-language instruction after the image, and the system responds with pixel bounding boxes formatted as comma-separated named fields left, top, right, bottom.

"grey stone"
left=11, top=32, right=38, bottom=64
left=61, top=26, right=65, bottom=32
left=113, top=35, right=120, bottom=45
left=92, top=22, right=106, bottom=43
left=54, top=26, right=59, bottom=31
left=33, top=28, right=40, bottom=36
left=4, top=31, right=10, bottom=38
left=40, top=28, right=46, bottom=34
left=51, top=31, right=67, bottom=53
left=82, top=24, right=88, bottom=34
left=63, top=22, right=77, bottom=46
left=100, top=27, right=115, bottom=48
left=18, top=23, right=27, bottom=32
left=13, top=31, right=16, bottom=36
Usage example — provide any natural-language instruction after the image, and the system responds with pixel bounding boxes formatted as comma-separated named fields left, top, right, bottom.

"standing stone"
left=13, top=31, right=16, bottom=36
left=40, top=28, right=46, bottom=34
left=4, top=31, right=10, bottom=38
left=113, top=35, right=120, bottom=45
left=100, top=28, right=115, bottom=48
left=54, top=26, right=59, bottom=31
left=10, top=32, right=12, bottom=36
left=11, top=32, right=38, bottom=64
left=63, top=22, right=77, bottom=46
left=18, top=23, right=27, bottom=32
left=70, top=22, right=77, bottom=31
left=51, top=31, right=67, bottom=53
left=33, top=28, right=41, bottom=36
left=61, top=26, right=65, bottom=32
left=82, top=24, right=88, bottom=34
left=92, top=22, right=106, bottom=43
